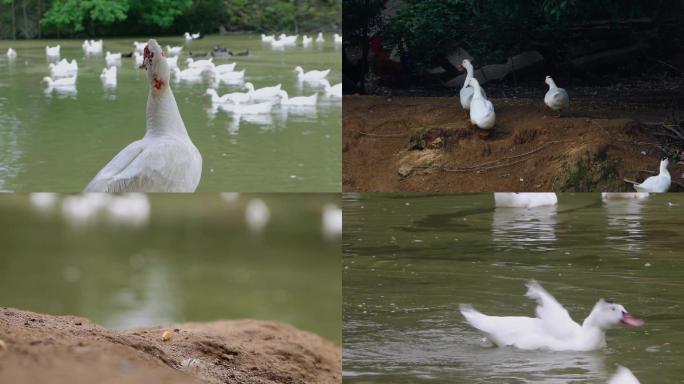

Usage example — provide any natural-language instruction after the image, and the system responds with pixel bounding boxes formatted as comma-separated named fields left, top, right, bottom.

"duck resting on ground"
left=544, top=75, right=570, bottom=116
left=468, top=78, right=495, bottom=134
left=460, top=280, right=643, bottom=351
left=624, top=158, right=671, bottom=193
left=85, top=39, right=202, bottom=192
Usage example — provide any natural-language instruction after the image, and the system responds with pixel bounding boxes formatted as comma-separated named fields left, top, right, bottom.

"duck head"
left=588, top=299, right=643, bottom=330
left=140, top=40, right=169, bottom=93
left=460, top=59, right=473, bottom=72
left=293, top=66, right=304, bottom=75
left=660, top=158, right=670, bottom=172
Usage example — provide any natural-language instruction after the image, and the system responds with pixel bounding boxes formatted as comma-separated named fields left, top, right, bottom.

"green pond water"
left=343, top=193, right=684, bottom=383
left=0, top=34, right=341, bottom=192
left=0, top=193, right=341, bottom=343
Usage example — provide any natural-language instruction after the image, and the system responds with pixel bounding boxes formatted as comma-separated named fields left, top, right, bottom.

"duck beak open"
left=621, top=312, right=644, bottom=327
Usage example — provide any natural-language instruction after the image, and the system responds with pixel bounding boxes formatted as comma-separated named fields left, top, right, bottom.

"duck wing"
left=525, top=280, right=580, bottom=339
left=85, top=137, right=200, bottom=192
left=460, top=305, right=546, bottom=349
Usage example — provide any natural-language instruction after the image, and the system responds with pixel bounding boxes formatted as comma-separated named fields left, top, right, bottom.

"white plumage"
left=628, top=158, right=671, bottom=193
left=244, top=82, right=282, bottom=101
left=544, top=76, right=570, bottom=112
left=608, top=366, right=640, bottom=384
left=278, top=90, right=318, bottom=106
left=85, top=39, right=202, bottom=192
left=494, top=193, right=558, bottom=208
left=460, top=280, right=643, bottom=351
left=459, top=59, right=486, bottom=112
left=468, top=78, right=495, bottom=130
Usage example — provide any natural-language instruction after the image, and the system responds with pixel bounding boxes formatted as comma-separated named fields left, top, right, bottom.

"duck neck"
left=547, top=79, right=558, bottom=90
left=580, top=313, right=607, bottom=347
left=660, top=162, right=670, bottom=177
left=145, top=85, right=189, bottom=138
left=462, top=65, right=474, bottom=91
left=471, top=81, right=483, bottom=99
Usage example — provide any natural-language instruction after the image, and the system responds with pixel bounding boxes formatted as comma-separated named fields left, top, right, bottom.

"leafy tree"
left=128, top=0, right=192, bottom=28
left=41, top=0, right=129, bottom=33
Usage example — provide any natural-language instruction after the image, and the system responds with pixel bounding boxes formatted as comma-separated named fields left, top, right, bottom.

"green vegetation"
left=0, top=0, right=340, bottom=39
left=343, top=0, right=684, bottom=73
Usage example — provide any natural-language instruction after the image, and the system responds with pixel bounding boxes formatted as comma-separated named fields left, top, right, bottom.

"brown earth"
left=343, top=95, right=684, bottom=192
left=0, top=308, right=341, bottom=384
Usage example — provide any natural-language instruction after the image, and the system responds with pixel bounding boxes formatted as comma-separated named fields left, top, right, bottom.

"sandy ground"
left=343, top=95, right=684, bottom=192
left=0, top=308, right=341, bottom=384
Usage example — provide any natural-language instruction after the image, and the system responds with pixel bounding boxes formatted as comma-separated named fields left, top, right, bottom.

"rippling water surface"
left=343, top=193, right=684, bottom=383
left=0, top=35, right=341, bottom=191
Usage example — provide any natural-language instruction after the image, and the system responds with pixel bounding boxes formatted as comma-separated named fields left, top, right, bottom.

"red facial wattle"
left=153, top=76, right=165, bottom=90
left=621, top=312, right=644, bottom=327
left=140, top=46, right=154, bottom=70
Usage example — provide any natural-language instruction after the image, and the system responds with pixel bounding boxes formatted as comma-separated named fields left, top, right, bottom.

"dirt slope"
left=343, top=95, right=684, bottom=192
left=0, top=308, right=341, bottom=384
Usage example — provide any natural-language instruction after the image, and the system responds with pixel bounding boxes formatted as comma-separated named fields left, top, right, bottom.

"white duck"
left=83, top=40, right=103, bottom=54
left=316, top=32, right=325, bottom=43
left=294, top=66, right=330, bottom=82
left=212, top=69, right=245, bottom=81
left=459, top=59, right=486, bottom=115
left=468, top=78, right=495, bottom=131
left=85, top=40, right=202, bottom=192
left=184, top=32, right=200, bottom=41
left=204, top=88, right=250, bottom=104
left=45, top=45, right=61, bottom=57
left=608, top=365, right=640, bottom=384
left=320, top=79, right=342, bottom=98
left=226, top=101, right=273, bottom=115
left=133, top=41, right=146, bottom=53
left=49, top=59, right=78, bottom=77
left=100, top=66, right=117, bottom=82
left=213, top=62, right=237, bottom=74
left=6, top=48, right=17, bottom=59
left=244, top=82, right=282, bottom=101
left=625, top=158, right=671, bottom=193
left=277, top=90, right=318, bottom=106
left=133, top=52, right=144, bottom=67
left=105, top=51, right=122, bottom=66
left=278, top=34, right=298, bottom=45
left=334, top=33, right=342, bottom=44
left=544, top=75, right=570, bottom=114
left=302, top=35, right=313, bottom=46
left=460, top=280, right=643, bottom=351
left=42, top=75, right=77, bottom=87
left=494, top=193, right=558, bottom=208
left=166, top=45, right=183, bottom=56
left=173, top=66, right=205, bottom=81
left=167, top=55, right=179, bottom=70
left=186, top=57, right=214, bottom=71
left=261, top=34, right=275, bottom=43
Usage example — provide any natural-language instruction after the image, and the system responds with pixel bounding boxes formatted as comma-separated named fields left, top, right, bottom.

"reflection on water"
left=0, top=35, right=340, bottom=191
left=0, top=194, right=341, bottom=342
left=343, top=193, right=684, bottom=383
left=603, top=197, right=646, bottom=253
left=492, top=205, right=558, bottom=252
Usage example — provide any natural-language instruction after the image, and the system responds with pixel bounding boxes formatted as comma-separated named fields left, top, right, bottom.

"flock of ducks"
left=261, top=32, right=342, bottom=49
left=459, top=58, right=570, bottom=134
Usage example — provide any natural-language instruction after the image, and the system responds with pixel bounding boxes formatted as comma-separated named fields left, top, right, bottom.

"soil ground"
left=0, top=308, right=341, bottom=384
left=343, top=91, right=684, bottom=192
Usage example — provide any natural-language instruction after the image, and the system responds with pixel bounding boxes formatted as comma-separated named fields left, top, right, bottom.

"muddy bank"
left=343, top=95, right=684, bottom=192
left=0, top=308, right=341, bottom=384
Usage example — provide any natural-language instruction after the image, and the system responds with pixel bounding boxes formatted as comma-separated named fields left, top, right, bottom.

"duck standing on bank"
left=460, top=280, right=643, bottom=351
left=624, top=158, right=671, bottom=193
left=468, top=78, right=495, bottom=135
left=85, top=39, right=202, bottom=192
left=459, top=59, right=486, bottom=117
left=544, top=75, right=570, bottom=116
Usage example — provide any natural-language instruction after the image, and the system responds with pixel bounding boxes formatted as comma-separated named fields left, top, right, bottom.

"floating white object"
left=45, top=45, right=61, bottom=57
left=322, top=203, right=342, bottom=238
left=166, top=45, right=183, bottom=56
left=294, top=66, right=330, bottom=81
left=244, top=82, right=282, bottom=101
left=6, top=48, right=17, bottom=59
left=316, top=32, right=325, bottom=43
left=319, top=79, right=342, bottom=98
left=494, top=193, right=558, bottom=208
left=608, top=365, right=640, bottom=384
left=245, top=199, right=270, bottom=232
left=334, top=33, right=342, bottom=44
left=85, top=40, right=202, bottom=192
left=277, top=90, right=318, bottom=106
left=460, top=280, right=643, bottom=351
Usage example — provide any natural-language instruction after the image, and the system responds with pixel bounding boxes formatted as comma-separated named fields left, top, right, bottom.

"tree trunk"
left=360, top=0, right=370, bottom=94
left=11, top=0, right=16, bottom=40
left=22, top=0, right=28, bottom=39
left=38, top=0, right=42, bottom=38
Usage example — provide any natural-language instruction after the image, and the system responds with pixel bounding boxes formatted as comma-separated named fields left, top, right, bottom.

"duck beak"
left=621, top=312, right=644, bottom=327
